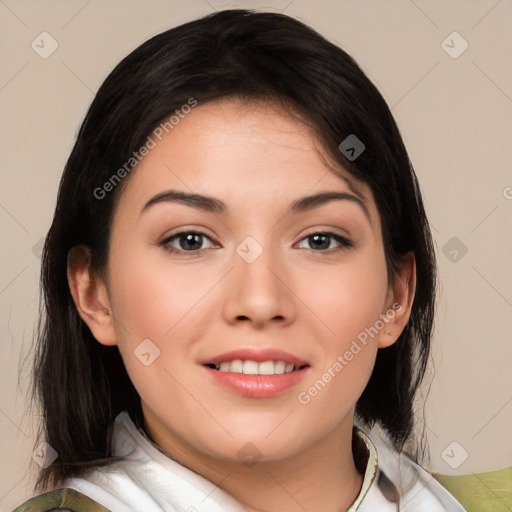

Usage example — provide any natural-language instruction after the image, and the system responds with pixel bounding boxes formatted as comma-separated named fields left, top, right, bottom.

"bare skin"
left=68, top=98, right=415, bottom=511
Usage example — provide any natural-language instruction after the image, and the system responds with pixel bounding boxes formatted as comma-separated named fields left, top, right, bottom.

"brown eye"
left=161, top=231, right=215, bottom=253
left=297, top=232, right=353, bottom=253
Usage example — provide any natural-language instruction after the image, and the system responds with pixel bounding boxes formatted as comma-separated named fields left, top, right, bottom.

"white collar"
left=65, top=412, right=465, bottom=512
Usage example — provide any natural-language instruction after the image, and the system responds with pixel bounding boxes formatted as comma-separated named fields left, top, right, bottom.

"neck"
left=144, top=413, right=364, bottom=512
left=221, top=425, right=363, bottom=512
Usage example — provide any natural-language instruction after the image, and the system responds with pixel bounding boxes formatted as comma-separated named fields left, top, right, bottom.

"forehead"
left=114, top=98, right=378, bottom=223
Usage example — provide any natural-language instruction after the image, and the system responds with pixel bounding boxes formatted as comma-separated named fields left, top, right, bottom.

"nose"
left=221, top=244, right=296, bottom=329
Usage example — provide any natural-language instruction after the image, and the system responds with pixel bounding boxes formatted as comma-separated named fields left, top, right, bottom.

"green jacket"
left=12, top=488, right=110, bottom=512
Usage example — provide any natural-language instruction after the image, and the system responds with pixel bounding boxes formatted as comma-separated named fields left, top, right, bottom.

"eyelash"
left=160, top=230, right=354, bottom=255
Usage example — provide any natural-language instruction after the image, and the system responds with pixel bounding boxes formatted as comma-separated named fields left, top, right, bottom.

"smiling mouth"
left=204, top=359, right=310, bottom=376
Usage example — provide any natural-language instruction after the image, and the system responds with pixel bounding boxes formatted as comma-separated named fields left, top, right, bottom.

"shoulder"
left=12, top=488, right=112, bottom=512
left=431, top=466, right=512, bottom=512
left=356, top=427, right=467, bottom=511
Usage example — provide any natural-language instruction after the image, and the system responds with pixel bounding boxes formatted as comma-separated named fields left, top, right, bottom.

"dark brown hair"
left=32, top=8, right=436, bottom=490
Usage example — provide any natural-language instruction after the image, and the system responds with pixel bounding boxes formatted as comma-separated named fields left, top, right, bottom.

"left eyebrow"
left=140, top=189, right=370, bottom=223
left=288, top=191, right=370, bottom=222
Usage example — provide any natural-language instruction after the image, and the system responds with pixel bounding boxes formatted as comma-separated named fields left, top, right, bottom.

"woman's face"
left=74, top=99, right=412, bottom=466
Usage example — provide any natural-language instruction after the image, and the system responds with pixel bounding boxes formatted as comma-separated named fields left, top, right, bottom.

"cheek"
left=296, top=345, right=376, bottom=441
left=296, top=251, right=389, bottom=346
left=293, top=250, right=388, bottom=412
left=108, top=248, right=216, bottom=340
left=105, top=250, right=219, bottom=389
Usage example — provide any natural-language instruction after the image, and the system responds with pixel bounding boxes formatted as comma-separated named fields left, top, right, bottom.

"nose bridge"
left=222, top=235, right=295, bottom=326
left=236, top=239, right=278, bottom=290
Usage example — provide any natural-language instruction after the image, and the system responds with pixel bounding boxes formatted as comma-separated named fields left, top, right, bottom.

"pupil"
left=311, top=234, right=329, bottom=250
left=181, top=233, right=202, bottom=250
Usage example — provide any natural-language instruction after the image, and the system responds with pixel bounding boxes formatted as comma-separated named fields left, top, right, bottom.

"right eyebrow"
left=141, top=190, right=226, bottom=215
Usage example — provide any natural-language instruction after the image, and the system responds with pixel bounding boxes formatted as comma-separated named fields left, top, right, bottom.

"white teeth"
left=274, top=361, right=286, bottom=374
left=243, top=360, right=259, bottom=375
left=212, top=359, right=304, bottom=375
left=258, top=361, right=275, bottom=375
left=230, top=359, right=243, bottom=373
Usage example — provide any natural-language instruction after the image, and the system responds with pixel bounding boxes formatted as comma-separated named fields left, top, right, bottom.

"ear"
left=67, top=245, right=117, bottom=346
left=378, top=252, right=416, bottom=349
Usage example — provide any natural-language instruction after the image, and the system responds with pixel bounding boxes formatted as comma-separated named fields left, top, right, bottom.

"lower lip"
left=203, top=366, right=309, bottom=398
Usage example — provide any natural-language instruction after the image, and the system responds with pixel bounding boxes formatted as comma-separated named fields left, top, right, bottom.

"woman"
left=14, top=9, right=466, bottom=512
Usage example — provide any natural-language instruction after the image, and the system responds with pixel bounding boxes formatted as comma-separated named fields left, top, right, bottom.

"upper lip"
left=201, top=348, right=309, bottom=367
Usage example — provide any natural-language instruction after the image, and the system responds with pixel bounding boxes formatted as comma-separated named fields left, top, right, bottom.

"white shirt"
left=65, top=412, right=466, bottom=512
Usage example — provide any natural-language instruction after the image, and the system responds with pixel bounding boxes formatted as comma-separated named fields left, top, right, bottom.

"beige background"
left=1, top=0, right=511, bottom=509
